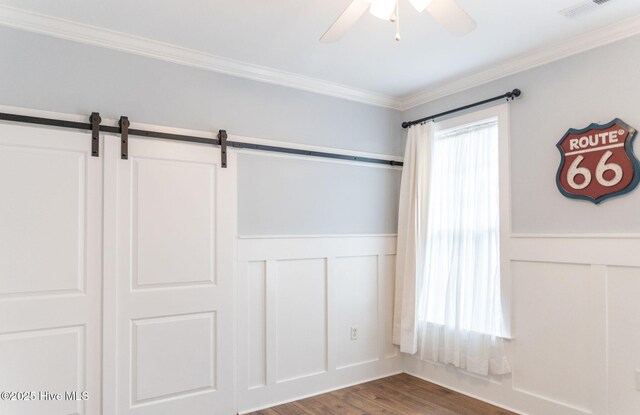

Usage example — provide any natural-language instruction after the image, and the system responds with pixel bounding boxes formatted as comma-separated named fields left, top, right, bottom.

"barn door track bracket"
left=0, top=111, right=402, bottom=167
left=120, top=116, right=129, bottom=160
left=90, top=112, right=101, bottom=157
left=219, top=129, right=227, bottom=168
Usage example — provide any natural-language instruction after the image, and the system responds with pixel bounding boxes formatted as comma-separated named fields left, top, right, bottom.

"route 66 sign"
left=556, top=118, right=639, bottom=204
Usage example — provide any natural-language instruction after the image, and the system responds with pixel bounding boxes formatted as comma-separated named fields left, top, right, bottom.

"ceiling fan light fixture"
left=369, top=0, right=397, bottom=20
left=320, top=0, right=476, bottom=43
left=408, top=0, right=433, bottom=12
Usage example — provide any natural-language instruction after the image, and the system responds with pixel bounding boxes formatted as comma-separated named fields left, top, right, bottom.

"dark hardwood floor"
left=246, top=373, right=516, bottom=415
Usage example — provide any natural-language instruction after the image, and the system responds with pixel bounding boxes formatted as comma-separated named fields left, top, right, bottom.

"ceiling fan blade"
left=320, top=0, right=371, bottom=43
left=426, top=0, right=477, bottom=36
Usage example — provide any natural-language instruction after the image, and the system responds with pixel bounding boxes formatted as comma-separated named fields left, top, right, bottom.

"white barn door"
left=103, top=133, right=235, bottom=415
left=0, top=122, right=102, bottom=415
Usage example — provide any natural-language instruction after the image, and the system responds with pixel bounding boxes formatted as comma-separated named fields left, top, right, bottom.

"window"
left=417, top=105, right=510, bottom=338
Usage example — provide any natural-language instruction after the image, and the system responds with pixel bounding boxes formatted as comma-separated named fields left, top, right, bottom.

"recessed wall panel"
left=384, top=255, right=398, bottom=358
left=247, top=261, right=266, bottom=389
left=132, top=312, right=215, bottom=404
left=0, top=326, right=83, bottom=414
left=133, top=158, right=215, bottom=288
left=0, top=146, right=84, bottom=296
left=511, top=261, right=592, bottom=412
left=607, top=266, right=640, bottom=415
left=276, top=258, right=326, bottom=382
left=335, top=255, right=378, bottom=369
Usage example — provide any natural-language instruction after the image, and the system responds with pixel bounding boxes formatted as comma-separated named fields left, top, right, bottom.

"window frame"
left=430, top=103, right=512, bottom=339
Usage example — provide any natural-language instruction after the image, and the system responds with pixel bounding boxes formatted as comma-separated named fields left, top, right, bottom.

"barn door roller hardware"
left=0, top=111, right=402, bottom=167
left=90, top=112, right=101, bottom=157
left=119, top=116, right=129, bottom=160
left=219, top=130, right=227, bottom=168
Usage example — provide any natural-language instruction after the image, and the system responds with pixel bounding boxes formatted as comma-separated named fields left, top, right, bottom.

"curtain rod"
left=401, top=89, right=522, bottom=129
left=0, top=112, right=403, bottom=167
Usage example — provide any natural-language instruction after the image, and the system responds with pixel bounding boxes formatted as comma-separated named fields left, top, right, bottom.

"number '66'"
left=567, top=150, right=623, bottom=190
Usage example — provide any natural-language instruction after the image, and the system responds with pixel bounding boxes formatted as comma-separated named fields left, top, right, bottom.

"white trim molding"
left=236, top=234, right=402, bottom=413
left=404, top=233, right=640, bottom=415
left=0, top=5, right=401, bottom=109
left=2, top=6, right=640, bottom=111
left=398, top=13, right=640, bottom=110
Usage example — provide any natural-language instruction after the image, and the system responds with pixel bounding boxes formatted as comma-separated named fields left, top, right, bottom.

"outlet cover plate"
left=350, top=326, right=358, bottom=341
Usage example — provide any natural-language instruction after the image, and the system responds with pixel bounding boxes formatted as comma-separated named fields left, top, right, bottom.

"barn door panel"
left=104, top=134, right=235, bottom=415
left=0, top=122, right=102, bottom=415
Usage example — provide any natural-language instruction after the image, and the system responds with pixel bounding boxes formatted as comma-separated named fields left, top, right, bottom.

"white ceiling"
left=2, top=0, right=640, bottom=103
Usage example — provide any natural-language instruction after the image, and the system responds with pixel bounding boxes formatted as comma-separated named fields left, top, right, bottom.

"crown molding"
left=0, top=5, right=403, bottom=110
left=398, top=13, right=640, bottom=111
left=2, top=5, right=640, bottom=113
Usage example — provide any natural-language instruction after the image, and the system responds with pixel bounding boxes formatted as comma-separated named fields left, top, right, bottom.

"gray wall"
left=402, top=34, right=640, bottom=234
left=0, top=27, right=403, bottom=235
left=238, top=154, right=401, bottom=235
left=7, top=27, right=638, bottom=235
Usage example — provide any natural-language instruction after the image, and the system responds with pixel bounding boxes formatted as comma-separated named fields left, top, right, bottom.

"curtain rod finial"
left=401, top=88, right=522, bottom=130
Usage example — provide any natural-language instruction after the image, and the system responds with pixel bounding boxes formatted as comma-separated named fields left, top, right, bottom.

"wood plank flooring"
left=246, top=373, right=517, bottom=415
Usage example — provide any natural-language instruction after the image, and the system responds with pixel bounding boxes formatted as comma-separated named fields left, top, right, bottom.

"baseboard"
left=404, top=368, right=527, bottom=415
left=238, top=369, right=403, bottom=414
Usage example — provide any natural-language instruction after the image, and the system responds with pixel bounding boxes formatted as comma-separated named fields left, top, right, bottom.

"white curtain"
left=393, top=122, right=433, bottom=354
left=394, top=119, right=510, bottom=376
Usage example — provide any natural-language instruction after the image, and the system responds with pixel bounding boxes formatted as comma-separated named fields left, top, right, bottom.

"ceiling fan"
left=320, top=0, right=476, bottom=42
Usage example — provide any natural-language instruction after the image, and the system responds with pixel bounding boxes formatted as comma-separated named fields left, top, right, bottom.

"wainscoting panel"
left=511, top=261, right=593, bottom=413
left=237, top=235, right=402, bottom=414
left=404, top=235, right=640, bottom=415
left=606, top=266, right=640, bottom=415
left=334, top=255, right=379, bottom=370
left=247, top=261, right=267, bottom=390
left=276, top=258, right=328, bottom=383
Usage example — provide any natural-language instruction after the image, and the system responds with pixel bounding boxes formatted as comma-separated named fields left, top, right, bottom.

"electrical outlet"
left=350, top=326, right=359, bottom=341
